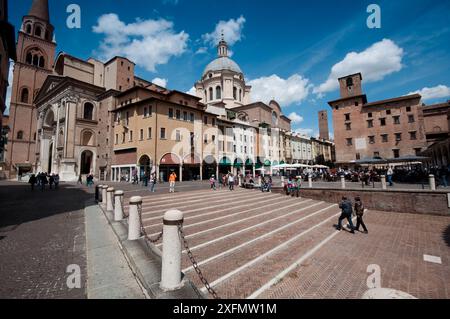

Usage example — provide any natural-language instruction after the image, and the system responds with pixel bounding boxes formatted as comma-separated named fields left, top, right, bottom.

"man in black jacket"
left=336, top=196, right=355, bottom=234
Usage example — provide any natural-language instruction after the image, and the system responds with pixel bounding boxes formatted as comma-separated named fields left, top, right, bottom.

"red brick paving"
left=130, top=187, right=450, bottom=299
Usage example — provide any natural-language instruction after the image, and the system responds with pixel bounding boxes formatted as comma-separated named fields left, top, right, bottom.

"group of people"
left=78, top=173, right=95, bottom=187
left=28, top=172, right=60, bottom=191
left=208, top=173, right=237, bottom=191
left=336, top=196, right=368, bottom=234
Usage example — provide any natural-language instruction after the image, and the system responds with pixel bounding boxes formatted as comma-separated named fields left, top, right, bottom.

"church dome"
left=203, top=56, right=242, bottom=77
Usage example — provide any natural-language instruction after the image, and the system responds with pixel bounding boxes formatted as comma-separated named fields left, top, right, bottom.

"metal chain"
left=137, top=203, right=163, bottom=244
left=178, top=224, right=220, bottom=299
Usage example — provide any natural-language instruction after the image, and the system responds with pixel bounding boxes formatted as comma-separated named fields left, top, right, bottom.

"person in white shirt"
left=228, top=174, right=234, bottom=191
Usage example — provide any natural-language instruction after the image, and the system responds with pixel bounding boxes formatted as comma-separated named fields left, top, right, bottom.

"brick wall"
left=271, top=187, right=450, bottom=216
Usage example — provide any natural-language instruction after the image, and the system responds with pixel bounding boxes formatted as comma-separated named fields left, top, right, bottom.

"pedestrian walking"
left=40, top=173, right=48, bottom=191
left=210, top=175, right=216, bottom=190
left=54, top=174, right=60, bottom=189
left=336, top=196, right=355, bottom=234
left=28, top=174, right=37, bottom=191
left=228, top=174, right=234, bottom=191
left=387, top=166, right=394, bottom=186
left=354, top=196, right=368, bottom=233
left=169, top=171, right=177, bottom=193
left=77, top=174, right=83, bottom=185
left=149, top=173, right=156, bottom=192
left=49, top=174, right=55, bottom=189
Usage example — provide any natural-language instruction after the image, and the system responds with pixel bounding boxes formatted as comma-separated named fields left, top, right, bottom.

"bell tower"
left=6, top=0, right=56, bottom=177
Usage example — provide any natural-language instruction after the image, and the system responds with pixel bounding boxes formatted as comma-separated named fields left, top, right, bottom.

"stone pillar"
left=281, top=176, right=285, bottom=187
left=114, top=190, right=124, bottom=221
left=128, top=196, right=142, bottom=241
left=252, top=165, right=256, bottom=178
left=106, top=187, right=114, bottom=212
left=381, top=175, right=387, bottom=190
left=179, top=164, right=183, bottom=182
left=429, top=174, right=436, bottom=190
left=101, top=185, right=108, bottom=205
left=308, top=175, right=312, bottom=188
left=200, top=163, right=203, bottom=181
left=160, top=209, right=184, bottom=291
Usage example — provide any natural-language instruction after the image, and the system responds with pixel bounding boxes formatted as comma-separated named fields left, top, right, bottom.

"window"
left=393, top=116, right=400, bottom=125
left=204, top=116, right=208, bottom=125
left=216, top=86, right=221, bottom=99
left=374, top=151, right=380, bottom=157
left=190, top=113, right=194, bottom=122
left=122, top=132, right=126, bottom=143
left=26, top=24, right=32, bottom=34
left=381, top=134, right=388, bottom=143
left=17, top=131, right=24, bottom=140
left=212, top=118, right=216, bottom=126
left=368, top=112, right=373, bottom=118
left=176, top=130, right=181, bottom=142
left=176, top=110, right=181, bottom=120
left=408, top=115, right=415, bottom=123
left=204, top=134, right=208, bottom=144
left=395, top=133, right=402, bottom=141
left=355, top=102, right=359, bottom=106
left=346, top=138, right=353, bottom=146
left=386, top=110, right=391, bottom=115
left=406, top=106, right=412, bottom=112
left=143, top=107, right=148, bottom=118
left=115, top=134, right=118, bottom=144
left=212, top=135, right=216, bottom=142
left=368, top=136, right=375, bottom=144
left=380, top=118, right=386, bottom=126
left=147, top=127, right=152, bottom=139
left=168, top=108, right=173, bottom=118
left=21, top=88, right=29, bottom=103
left=183, top=111, right=188, bottom=121
left=239, top=89, right=242, bottom=101
left=356, top=153, right=361, bottom=160
left=367, top=120, right=373, bottom=128
left=409, top=131, right=417, bottom=140
left=233, top=87, right=237, bottom=100
left=35, top=26, right=42, bottom=37
left=345, top=113, right=351, bottom=121
left=345, top=123, right=351, bottom=131
left=129, top=131, right=133, bottom=142
left=160, top=128, right=166, bottom=139
left=209, top=87, right=213, bottom=100
left=125, top=111, right=129, bottom=126
left=83, top=102, right=94, bottom=120
left=346, top=77, right=353, bottom=87
left=140, top=129, right=144, bottom=140
left=393, top=149, right=400, bottom=158
left=414, top=148, right=421, bottom=156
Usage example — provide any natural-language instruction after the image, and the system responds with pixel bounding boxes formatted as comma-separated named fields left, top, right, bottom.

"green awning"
left=280, top=160, right=285, bottom=164
left=245, top=158, right=253, bottom=166
left=219, top=157, right=232, bottom=165
left=264, top=160, right=271, bottom=166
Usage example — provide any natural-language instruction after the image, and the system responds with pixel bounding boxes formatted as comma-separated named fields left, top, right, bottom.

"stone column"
left=429, top=174, right=436, bottom=190
left=381, top=175, right=387, bottom=190
left=340, top=175, right=346, bottom=189
left=179, top=164, right=183, bottom=182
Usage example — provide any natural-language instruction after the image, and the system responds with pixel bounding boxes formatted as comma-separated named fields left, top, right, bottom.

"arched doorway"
left=80, top=150, right=93, bottom=175
left=138, top=155, right=152, bottom=181
left=159, top=153, right=180, bottom=182
left=219, top=156, right=232, bottom=175
left=234, top=158, right=244, bottom=175
left=183, top=153, right=201, bottom=181
left=203, top=155, right=217, bottom=180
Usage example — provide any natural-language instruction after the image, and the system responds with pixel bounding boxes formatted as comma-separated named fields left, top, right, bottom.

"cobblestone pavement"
left=0, top=181, right=90, bottom=298
left=126, top=187, right=450, bottom=299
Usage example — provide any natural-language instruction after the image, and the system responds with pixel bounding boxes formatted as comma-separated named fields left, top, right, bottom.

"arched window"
left=33, top=55, right=39, bottom=66
left=25, top=24, right=32, bottom=34
left=81, top=130, right=94, bottom=146
left=216, top=86, right=221, bottom=100
left=39, top=56, right=45, bottom=68
left=17, top=131, right=24, bottom=140
left=209, top=87, right=213, bottom=100
left=204, top=90, right=207, bottom=101
left=21, top=88, right=29, bottom=103
left=35, top=26, right=42, bottom=37
left=233, top=87, right=237, bottom=100
left=346, top=77, right=353, bottom=87
left=83, top=102, right=94, bottom=120
left=26, top=53, right=32, bottom=64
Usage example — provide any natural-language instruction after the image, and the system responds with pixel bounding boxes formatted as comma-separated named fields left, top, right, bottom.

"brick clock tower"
left=6, top=0, right=56, bottom=178
left=318, top=110, right=330, bottom=141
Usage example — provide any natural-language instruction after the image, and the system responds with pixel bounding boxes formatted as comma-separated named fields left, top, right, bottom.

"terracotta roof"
left=363, top=94, right=421, bottom=107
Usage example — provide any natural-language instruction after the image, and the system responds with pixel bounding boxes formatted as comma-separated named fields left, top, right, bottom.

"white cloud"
left=408, top=85, right=450, bottom=101
left=93, top=13, right=188, bottom=72
left=4, top=62, right=14, bottom=114
left=202, top=15, right=246, bottom=47
left=248, top=74, right=311, bottom=106
left=288, top=112, right=304, bottom=124
left=152, top=77, right=168, bottom=88
left=314, top=39, right=404, bottom=96
left=195, top=47, right=208, bottom=55
left=293, top=128, right=316, bottom=138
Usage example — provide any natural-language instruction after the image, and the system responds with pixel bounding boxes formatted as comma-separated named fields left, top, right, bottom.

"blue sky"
left=8, top=0, right=450, bottom=137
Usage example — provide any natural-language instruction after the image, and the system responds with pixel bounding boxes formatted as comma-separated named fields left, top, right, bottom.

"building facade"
left=329, top=73, right=427, bottom=164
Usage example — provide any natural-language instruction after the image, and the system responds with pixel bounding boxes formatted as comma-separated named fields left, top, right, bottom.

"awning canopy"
left=219, top=156, right=232, bottom=165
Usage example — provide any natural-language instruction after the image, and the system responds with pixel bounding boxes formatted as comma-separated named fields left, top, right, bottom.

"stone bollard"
left=106, top=187, right=115, bottom=211
left=128, top=196, right=142, bottom=241
left=258, top=176, right=262, bottom=187
left=308, top=175, right=312, bottom=188
left=340, top=175, right=346, bottom=189
left=381, top=175, right=387, bottom=190
left=281, top=176, right=285, bottom=187
left=238, top=175, right=242, bottom=187
left=429, top=174, right=436, bottom=191
left=95, top=184, right=101, bottom=202
left=114, top=190, right=124, bottom=221
left=97, top=184, right=103, bottom=202
left=101, top=185, right=108, bottom=205
left=160, top=209, right=184, bottom=291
